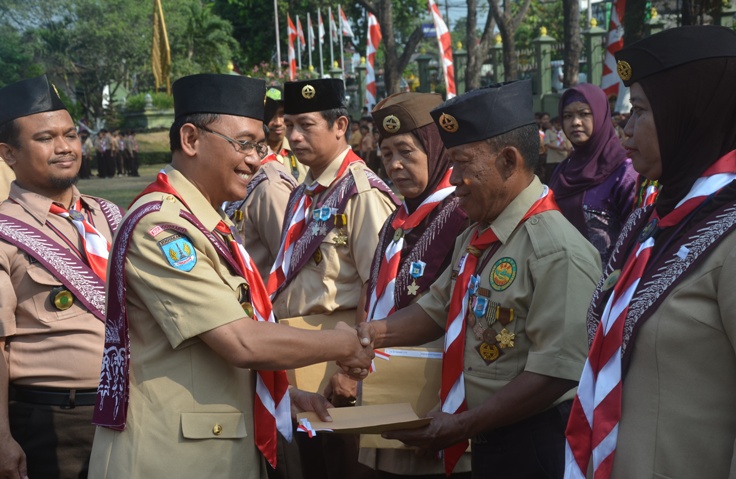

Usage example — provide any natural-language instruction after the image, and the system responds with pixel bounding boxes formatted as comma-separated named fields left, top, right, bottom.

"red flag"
left=428, top=0, right=456, bottom=98
left=366, top=13, right=382, bottom=108
left=287, top=15, right=297, bottom=80
left=339, top=6, right=354, bottom=38
left=297, top=16, right=306, bottom=48
left=318, top=10, right=325, bottom=45
left=601, top=0, right=626, bottom=106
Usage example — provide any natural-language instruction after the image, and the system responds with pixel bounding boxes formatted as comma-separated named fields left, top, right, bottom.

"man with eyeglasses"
left=88, top=74, right=375, bottom=479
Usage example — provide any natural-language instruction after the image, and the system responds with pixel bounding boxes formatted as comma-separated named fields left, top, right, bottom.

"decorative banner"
left=152, top=0, right=171, bottom=94
left=318, top=9, right=325, bottom=45
left=601, top=0, right=627, bottom=107
left=308, top=13, right=315, bottom=51
left=287, top=14, right=297, bottom=81
left=365, top=12, right=382, bottom=109
left=339, top=5, right=354, bottom=38
left=297, top=16, right=306, bottom=48
left=428, top=0, right=456, bottom=99
left=329, top=8, right=339, bottom=43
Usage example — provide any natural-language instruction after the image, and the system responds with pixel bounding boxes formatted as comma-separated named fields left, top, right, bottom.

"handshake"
left=334, top=321, right=376, bottom=380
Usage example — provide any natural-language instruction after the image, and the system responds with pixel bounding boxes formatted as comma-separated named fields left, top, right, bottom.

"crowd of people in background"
left=78, top=129, right=140, bottom=179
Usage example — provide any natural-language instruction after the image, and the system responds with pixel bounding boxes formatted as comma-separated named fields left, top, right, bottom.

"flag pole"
left=318, top=9, right=325, bottom=77
left=328, top=6, right=335, bottom=69
left=274, top=0, right=282, bottom=77
left=338, top=6, right=345, bottom=82
left=307, top=12, right=313, bottom=70
left=296, top=15, right=302, bottom=70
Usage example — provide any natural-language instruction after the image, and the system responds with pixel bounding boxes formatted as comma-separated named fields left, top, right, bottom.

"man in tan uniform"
left=0, top=75, right=121, bottom=479
left=265, top=86, right=308, bottom=182
left=267, top=78, right=398, bottom=479
left=0, top=155, right=14, bottom=200
left=351, top=80, right=600, bottom=478
left=88, top=74, right=373, bottom=479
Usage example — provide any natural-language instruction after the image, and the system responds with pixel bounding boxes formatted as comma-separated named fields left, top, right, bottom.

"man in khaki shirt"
left=265, top=86, right=308, bottom=182
left=269, top=78, right=398, bottom=479
left=0, top=156, right=14, bottom=200
left=351, top=81, right=600, bottom=478
left=0, top=75, right=121, bottom=479
left=88, top=74, right=373, bottom=479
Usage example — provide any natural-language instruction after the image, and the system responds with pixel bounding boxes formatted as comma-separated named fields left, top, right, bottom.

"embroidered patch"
left=490, top=257, right=517, bottom=291
left=158, top=233, right=197, bottom=272
left=148, top=223, right=188, bottom=238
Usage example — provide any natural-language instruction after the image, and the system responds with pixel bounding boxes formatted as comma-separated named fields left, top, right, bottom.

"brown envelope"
left=278, top=309, right=356, bottom=394
left=297, top=402, right=431, bottom=434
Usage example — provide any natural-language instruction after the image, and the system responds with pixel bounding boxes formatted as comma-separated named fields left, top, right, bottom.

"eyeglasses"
left=199, top=126, right=269, bottom=159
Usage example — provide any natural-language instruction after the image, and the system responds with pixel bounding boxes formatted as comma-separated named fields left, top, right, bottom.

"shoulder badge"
left=158, top=233, right=197, bottom=272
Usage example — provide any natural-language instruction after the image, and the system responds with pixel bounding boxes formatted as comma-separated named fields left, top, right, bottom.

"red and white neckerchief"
left=565, top=151, right=736, bottom=479
left=261, top=152, right=279, bottom=166
left=215, top=219, right=292, bottom=469
left=367, top=169, right=454, bottom=320
left=441, top=186, right=559, bottom=475
left=49, top=200, right=110, bottom=280
left=267, top=152, right=361, bottom=295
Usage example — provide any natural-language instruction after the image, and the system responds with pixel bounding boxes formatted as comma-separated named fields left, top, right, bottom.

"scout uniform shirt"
left=0, top=183, right=114, bottom=388
left=271, top=149, right=397, bottom=318
left=89, top=165, right=265, bottom=479
left=417, top=178, right=600, bottom=410
left=276, top=137, right=308, bottom=182
left=233, top=160, right=295, bottom=280
left=0, top=157, right=14, bottom=200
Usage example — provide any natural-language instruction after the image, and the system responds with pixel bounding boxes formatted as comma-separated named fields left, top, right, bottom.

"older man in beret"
left=0, top=75, right=122, bottom=479
left=88, top=74, right=374, bottom=479
left=352, top=80, right=601, bottom=478
left=565, top=25, right=736, bottom=479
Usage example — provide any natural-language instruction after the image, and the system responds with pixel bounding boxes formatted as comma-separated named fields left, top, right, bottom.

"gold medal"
left=334, top=232, right=348, bottom=245
left=313, top=248, right=323, bottom=265
left=241, top=301, right=254, bottom=318
left=407, top=280, right=419, bottom=296
left=476, top=342, right=501, bottom=365
left=50, top=287, right=74, bottom=311
left=496, top=328, right=515, bottom=349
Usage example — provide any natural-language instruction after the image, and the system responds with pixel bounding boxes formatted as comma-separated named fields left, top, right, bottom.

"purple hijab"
left=549, top=83, right=628, bottom=198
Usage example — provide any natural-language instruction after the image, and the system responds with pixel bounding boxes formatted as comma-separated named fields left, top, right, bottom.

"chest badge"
left=490, top=257, right=517, bottom=291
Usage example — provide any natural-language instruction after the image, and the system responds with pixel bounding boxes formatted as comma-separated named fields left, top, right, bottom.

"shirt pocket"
left=181, top=412, right=248, bottom=440
left=25, top=264, right=80, bottom=322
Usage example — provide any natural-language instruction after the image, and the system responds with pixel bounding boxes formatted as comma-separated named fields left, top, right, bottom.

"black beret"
left=284, top=79, right=345, bottom=114
left=264, top=86, right=283, bottom=123
left=430, top=80, right=536, bottom=148
left=173, top=74, right=266, bottom=120
left=615, top=25, right=736, bottom=87
left=371, top=92, right=443, bottom=137
left=0, top=75, right=67, bottom=125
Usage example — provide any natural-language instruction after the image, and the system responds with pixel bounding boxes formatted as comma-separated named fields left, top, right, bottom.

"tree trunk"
left=466, top=0, right=496, bottom=90
left=488, top=0, right=531, bottom=81
left=357, top=0, right=423, bottom=96
left=562, top=0, right=581, bottom=87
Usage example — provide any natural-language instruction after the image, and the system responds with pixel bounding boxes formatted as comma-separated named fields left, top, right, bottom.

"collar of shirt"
left=8, top=181, right=87, bottom=226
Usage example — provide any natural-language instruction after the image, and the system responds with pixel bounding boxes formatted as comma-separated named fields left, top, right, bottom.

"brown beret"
left=371, top=92, right=443, bottom=137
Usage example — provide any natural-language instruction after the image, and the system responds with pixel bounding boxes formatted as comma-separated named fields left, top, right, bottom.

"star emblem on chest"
left=407, top=282, right=420, bottom=296
left=310, top=222, right=321, bottom=236
left=495, top=328, right=515, bottom=349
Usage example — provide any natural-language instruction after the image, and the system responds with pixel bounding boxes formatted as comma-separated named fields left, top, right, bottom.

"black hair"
left=487, top=123, right=540, bottom=171
left=0, top=119, right=21, bottom=149
left=169, top=113, right=221, bottom=152
left=319, top=107, right=350, bottom=129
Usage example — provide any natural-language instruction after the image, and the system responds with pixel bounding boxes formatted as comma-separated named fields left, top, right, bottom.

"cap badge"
left=51, top=83, right=60, bottom=99
left=617, top=60, right=632, bottom=82
left=302, top=84, right=316, bottom=99
left=382, top=115, right=401, bottom=133
left=439, top=113, right=459, bottom=133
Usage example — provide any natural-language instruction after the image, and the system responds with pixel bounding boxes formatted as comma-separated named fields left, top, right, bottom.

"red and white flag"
left=287, top=14, right=297, bottom=80
left=428, top=0, right=456, bottom=98
left=601, top=0, right=626, bottom=107
left=329, top=9, right=339, bottom=43
left=308, top=14, right=315, bottom=51
left=339, top=5, right=354, bottom=38
left=296, top=16, right=306, bottom=48
left=365, top=13, right=382, bottom=109
left=318, top=10, right=325, bottom=45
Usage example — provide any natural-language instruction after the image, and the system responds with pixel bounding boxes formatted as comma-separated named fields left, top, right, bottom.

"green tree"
left=489, top=0, right=533, bottom=81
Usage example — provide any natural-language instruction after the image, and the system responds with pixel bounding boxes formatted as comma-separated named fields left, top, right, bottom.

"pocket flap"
left=181, top=412, right=247, bottom=439
left=26, top=264, right=63, bottom=287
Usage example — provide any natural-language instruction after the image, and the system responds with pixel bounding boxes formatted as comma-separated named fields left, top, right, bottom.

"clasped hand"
left=333, top=321, right=374, bottom=379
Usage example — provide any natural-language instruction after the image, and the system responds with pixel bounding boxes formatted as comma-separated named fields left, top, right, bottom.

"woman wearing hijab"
left=359, top=92, right=471, bottom=478
left=548, top=83, right=639, bottom=266
left=564, top=26, right=736, bottom=479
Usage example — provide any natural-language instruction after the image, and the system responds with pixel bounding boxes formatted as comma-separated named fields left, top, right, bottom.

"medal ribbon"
left=565, top=150, right=736, bottom=479
left=367, top=170, right=454, bottom=320
left=49, top=200, right=110, bottom=280
left=441, top=186, right=559, bottom=476
left=215, top=221, right=291, bottom=469
left=267, top=152, right=362, bottom=295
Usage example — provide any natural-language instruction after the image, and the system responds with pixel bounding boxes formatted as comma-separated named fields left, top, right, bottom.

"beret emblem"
left=301, top=84, right=316, bottom=99
left=616, top=60, right=632, bottom=81
left=439, top=113, right=459, bottom=133
left=382, top=115, right=401, bottom=133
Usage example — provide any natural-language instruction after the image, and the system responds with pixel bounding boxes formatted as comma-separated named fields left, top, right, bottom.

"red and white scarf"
left=565, top=152, right=736, bottom=479
left=441, top=186, right=559, bottom=475
left=215, top=220, right=291, bottom=468
left=267, top=152, right=361, bottom=295
left=49, top=199, right=110, bottom=280
left=367, top=170, right=454, bottom=320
